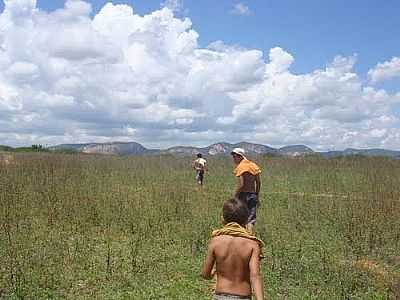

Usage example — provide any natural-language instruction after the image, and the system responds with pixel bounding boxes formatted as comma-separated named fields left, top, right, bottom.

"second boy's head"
left=223, top=198, right=249, bottom=227
left=230, top=147, right=246, bottom=165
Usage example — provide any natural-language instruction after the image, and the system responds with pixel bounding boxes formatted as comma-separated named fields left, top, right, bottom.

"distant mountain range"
left=47, top=141, right=400, bottom=159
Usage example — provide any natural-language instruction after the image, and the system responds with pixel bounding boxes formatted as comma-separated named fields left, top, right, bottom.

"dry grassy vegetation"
left=1, top=153, right=400, bottom=299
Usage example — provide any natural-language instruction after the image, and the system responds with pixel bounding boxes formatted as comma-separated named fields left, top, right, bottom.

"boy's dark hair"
left=197, top=153, right=202, bottom=158
left=223, top=198, right=249, bottom=226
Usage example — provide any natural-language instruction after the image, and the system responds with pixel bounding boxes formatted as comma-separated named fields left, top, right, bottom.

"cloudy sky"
left=0, top=0, right=399, bottom=150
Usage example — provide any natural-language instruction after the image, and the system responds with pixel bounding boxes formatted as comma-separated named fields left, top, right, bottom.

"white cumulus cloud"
left=0, top=0, right=399, bottom=150
left=161, top=0, right=184, bottom=13
left=231, top=3, right=251, bottom=16
left=368, top=57, right=400, bottom=84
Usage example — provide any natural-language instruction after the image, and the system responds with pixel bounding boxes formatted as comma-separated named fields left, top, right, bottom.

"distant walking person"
left=230, top=148, right=261, bottom=233
left=201, top=198, right=265, bottom=300
left=192, top=153, right=207, bottom=187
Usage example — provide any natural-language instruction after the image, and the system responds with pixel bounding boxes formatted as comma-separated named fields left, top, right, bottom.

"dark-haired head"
left=223, top=198, right=249, bottom=227
left=197, top=153, right=202, bottom=158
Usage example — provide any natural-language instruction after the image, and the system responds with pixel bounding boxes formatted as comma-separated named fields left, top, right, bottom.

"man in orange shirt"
left=230, top=148, right=261, bottom=233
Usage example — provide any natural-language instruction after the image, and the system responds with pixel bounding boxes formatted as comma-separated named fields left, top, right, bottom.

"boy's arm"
left=201, top=239, right=216, bottom=279
left=249, top=244, right=264, bottom=300
left=234, top=175, right=245, bottom=198
left=192, top=160, right=196, bottom=169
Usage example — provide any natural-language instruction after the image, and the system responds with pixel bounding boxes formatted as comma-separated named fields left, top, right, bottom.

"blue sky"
left=0, top=0, right=399, bottom=149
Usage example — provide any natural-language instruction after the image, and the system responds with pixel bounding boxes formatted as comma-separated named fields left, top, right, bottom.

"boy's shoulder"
left=210, top=235, right=260, bottom=248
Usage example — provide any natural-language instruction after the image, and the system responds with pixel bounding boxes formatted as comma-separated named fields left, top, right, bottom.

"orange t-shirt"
left=233, top=159, right=261, bottom=177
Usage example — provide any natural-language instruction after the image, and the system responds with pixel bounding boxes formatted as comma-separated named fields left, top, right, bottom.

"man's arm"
left=201, top=239, right=216, bottom=279
left=255, top=174, right=261, bottom=207
left=249, top=244, right=264, bottom=300
left=234, top=175, right=245, bottom=198
left=255, top=174, right=261, bottom=195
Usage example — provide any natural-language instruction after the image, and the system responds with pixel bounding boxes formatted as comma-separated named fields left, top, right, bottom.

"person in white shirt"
left=192, top=153, right=207, bottom=186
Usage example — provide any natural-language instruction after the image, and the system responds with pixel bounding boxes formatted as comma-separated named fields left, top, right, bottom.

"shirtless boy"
left=201, top=198, right=265, bottom=300
left=230, top=148, right=261, bottom=234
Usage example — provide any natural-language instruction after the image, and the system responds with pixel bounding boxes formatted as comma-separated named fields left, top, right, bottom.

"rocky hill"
left=279, top=145, right=314, bottom=156
left=81, top=142, right=148, bottom=155
left=162, top=142, right=278, bottom=156
left=48, top=141, right=400, bottom=158
left=320, top=148, right=400, bottom=159
left=49, top=142, right=151, bottom=155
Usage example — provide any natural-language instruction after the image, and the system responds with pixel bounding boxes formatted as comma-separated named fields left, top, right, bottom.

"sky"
left=0, top=0, right=399, bottom=150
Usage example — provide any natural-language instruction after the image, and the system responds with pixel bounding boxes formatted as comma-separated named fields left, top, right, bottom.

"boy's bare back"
left=202, top=198, right=265, bottom=299
left=203, top=235, right=263, bottom=299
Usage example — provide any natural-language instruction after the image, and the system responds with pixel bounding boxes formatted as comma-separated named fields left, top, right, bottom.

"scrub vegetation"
left=1, top=153, right=400, bottom=299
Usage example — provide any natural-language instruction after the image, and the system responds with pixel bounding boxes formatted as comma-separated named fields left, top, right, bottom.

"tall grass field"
left=1, top=153, right=400, bottom=299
